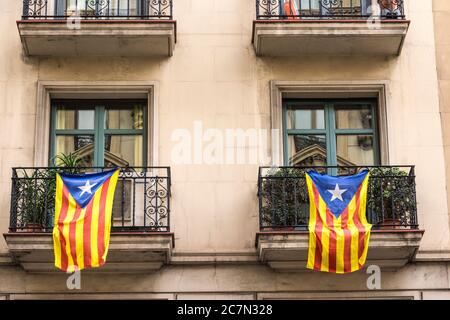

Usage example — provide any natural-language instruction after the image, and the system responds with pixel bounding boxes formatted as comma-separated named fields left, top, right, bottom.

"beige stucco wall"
left=434, top=0, right=450, bottom=250
left=1, top=0, right=450, bottom=298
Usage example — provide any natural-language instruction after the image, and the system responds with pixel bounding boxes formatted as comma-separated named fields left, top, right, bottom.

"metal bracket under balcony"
left=253, top=0, right=409, bottom=56
left=257, top=166, right=424, bottom=271
left=18, top=0, right=176, bottom=57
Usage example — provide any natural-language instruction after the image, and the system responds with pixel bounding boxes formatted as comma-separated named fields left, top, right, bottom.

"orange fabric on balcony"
left=284, top=0, right=299, bottom=19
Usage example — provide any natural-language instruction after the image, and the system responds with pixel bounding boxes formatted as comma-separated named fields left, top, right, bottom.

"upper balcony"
left=3, top=166, right=174, bottom=273
left=18, top=0, right=176, bottom=57
left=256, top=166, right=424, bottom=272
left=252, top=0, right=410, bottom=56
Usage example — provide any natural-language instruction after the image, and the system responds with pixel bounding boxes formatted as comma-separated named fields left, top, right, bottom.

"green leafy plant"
left=367, top=167, right=415, bottom=227
left=54, top=152, right=83, bottom=174
left=260, top=167, right=309, bottom=229
left=260, top=167, right=416, bottom=229
left=17, top=152, right=83, bottom=231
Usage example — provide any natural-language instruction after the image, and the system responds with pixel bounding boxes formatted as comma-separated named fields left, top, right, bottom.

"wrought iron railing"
left=258, top=166, right=418, bottom=231
left=9, top=167, right=171, bottom=232
left=22, top=0, right=173, bottom=20
left=256, top=0, right=405, bottom=20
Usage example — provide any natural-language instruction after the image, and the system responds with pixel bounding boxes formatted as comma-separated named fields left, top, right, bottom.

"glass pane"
left=336, top=135, right=375, bottom=166
left=109, top=0, right=138, bottom=16
left=288, top=135, right=326, bottom=166
left=105, top=135, right=143, bottom=167
left=105, top=106, right=144, bottom=130
left=55, top=135, right=94, bottom=166
left=335, top=105, right=373, bottom=129
left=112, top=180, right=132, bottom=221
left=286, top=108, right=325, bottom=130
left=56, top=107, right=95, bottom=130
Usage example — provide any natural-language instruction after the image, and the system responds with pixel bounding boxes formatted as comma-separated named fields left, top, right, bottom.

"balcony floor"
left=252, top=20, right=410, bottom=56
left=17, top=20, right=176, bottom=57
left=256, top=230, right=424, bottom=272
left=3, top=232, right=174, bottom=273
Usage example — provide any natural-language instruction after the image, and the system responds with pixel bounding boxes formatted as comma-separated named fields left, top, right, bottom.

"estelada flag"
left=305, top=170, right=372, bottom=274
left=52, top=168, right=120, bottom=272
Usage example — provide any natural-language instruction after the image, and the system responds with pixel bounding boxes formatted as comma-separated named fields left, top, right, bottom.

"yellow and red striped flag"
left=306, top=170, right=372, bottom=274
left=52, top=168, right=120, bottom=272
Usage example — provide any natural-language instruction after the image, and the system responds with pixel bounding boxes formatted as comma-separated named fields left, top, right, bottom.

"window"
left=50, top=99, right=147, bottom=167
left=56, top=0, right=142, bottom=16
left=283, top=99, right=379, bottom=167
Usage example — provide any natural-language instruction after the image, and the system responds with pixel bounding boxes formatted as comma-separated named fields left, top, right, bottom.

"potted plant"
left=259, top=167, right=309, bottom=231
left=18, top=169, right=56, bottom=232
left=367, top=167, right=415, bottom=229
left=17, top=152, right=82, bottom=232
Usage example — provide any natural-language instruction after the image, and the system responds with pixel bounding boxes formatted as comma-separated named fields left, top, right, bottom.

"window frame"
left=282, top=98, right=380, bottom=168
left=50, top=99, right=148, bottom=167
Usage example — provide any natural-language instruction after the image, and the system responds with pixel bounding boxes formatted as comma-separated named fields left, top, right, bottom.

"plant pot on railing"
left=377, top=218, right=402, bottom=230
left=22, top=222, right=45, bottom=233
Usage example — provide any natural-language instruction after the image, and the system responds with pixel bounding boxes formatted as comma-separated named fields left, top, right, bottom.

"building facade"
left=0, top=0, right=450, bottom=300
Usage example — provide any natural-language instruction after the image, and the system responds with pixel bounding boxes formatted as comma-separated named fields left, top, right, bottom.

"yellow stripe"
left=334, top=215, right=345, bottom=274
left=358, top=175, right=372, bottom=265
left=90, top=186, right=102, bottom=268
left=305, top=175, right=317, bottom=270
left=52, top=174, right=63, bottom=270
left=75, top=207, right=86, bottom=270
left=63, top=192, right=77, bottom=273
left=317, top=196, right=329, bottom=272
left=101, top=170, right=120, bottom=263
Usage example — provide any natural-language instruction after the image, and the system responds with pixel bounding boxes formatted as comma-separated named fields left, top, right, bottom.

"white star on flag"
left=78, top=180, right=97, bottom=197
left=327, top=184, right=347, bottom=202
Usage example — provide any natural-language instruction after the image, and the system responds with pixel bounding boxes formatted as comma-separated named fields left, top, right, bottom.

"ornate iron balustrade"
left=22, top=0, right=173, bottom=20
left=258, top=166, right=418, bottom=231
left=256, top=0, right=405, bottom=19
left=9, top=167, right=171, bottom=232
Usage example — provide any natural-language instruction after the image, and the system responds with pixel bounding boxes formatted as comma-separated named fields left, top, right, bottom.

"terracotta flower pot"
left=377, top=218, right=402, bottom=230
left=23, top=223, right=45, bottom=233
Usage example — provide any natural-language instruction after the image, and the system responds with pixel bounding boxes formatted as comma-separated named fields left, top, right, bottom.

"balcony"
left=3, top=167, right=174, bottom=273
left=18, top=0, right=176, bottom=57
left=256, top=166, right=424, bottom=272
left=252, top=0, right=410, bottom=56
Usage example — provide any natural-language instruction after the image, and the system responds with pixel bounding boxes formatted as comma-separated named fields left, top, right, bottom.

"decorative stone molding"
left=34, top=81, right=159, bottom=167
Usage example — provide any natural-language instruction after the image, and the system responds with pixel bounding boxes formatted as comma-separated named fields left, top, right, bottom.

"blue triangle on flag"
left=308, top=170, right=369, bottom=219
left=59, top=168, right=118, bottom=209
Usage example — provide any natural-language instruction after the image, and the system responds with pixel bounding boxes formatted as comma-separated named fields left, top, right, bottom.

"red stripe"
left=57, top=185, right=70, bottom=271
left=326, top=207, right=337, bottom=273
left=351, top=185, right=367, bottom=268
left=311, top=184, right=323, bottom=271
left=339, top=206, right=351, bottom=273
left=82, top=199, right=94, bottom=268
left=69, top=205, right=82, bottom=270
left=97, top=178, right=111, bottom=265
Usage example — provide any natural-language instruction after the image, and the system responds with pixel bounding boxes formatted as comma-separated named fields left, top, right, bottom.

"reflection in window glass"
left=287, top=108, right=325, bottom=130
left=336, top=135, right=374, bottom=165
left=55, top=135, right=94, bottom=166
left=288, top=135, right=327, bottom=166
left=56, top=108, right=95, bottom=130
left=105, top=106, right=144, bottom=130
left=105, top=135, right=143, bottom=167
left=335, top=105, right=372, bottom=129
